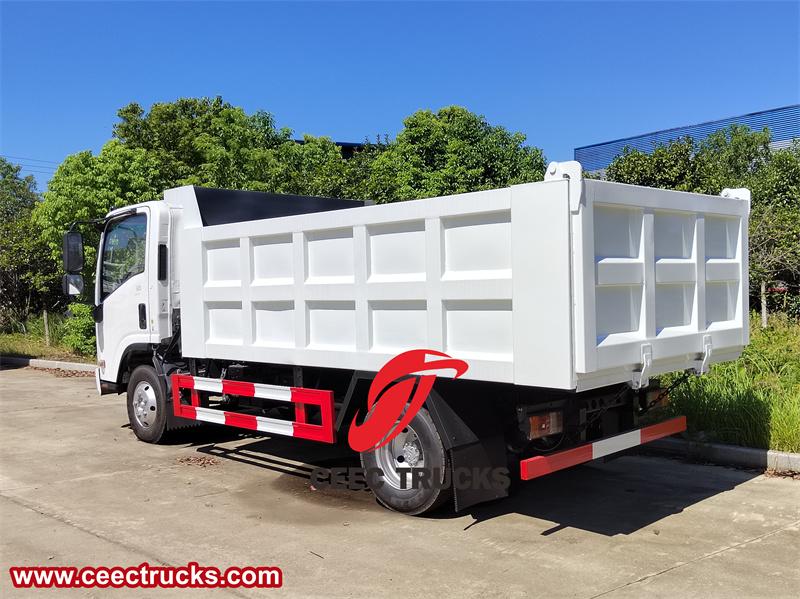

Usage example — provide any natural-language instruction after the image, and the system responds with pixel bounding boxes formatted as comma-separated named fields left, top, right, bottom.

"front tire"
left=127, top=365, right=168, bottom=443
left=360, top=405, right=452, bottom=515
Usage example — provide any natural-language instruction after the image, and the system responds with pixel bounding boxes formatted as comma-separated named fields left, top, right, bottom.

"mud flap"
left=425, top=386, right=510, bottom=512
left=449, top=434, right=510, bottom=512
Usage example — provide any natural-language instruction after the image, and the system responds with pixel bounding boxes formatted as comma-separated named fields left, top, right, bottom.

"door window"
left=101, top=213, right=147, bottom=299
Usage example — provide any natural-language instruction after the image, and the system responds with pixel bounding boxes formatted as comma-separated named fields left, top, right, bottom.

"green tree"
left=34, top=140, right=166, bottom=284
left=248, top=135, right=353, bottom=197
left=749, top=203, right=800, bottom=325
left=366, top=106, right=546, bottom=202
left=0, top=159, right=62, bottom=328
left=114, top=97, right=293, bottom=189
left=606, top=126, right=800, bottom=325
left=605, top=136, right=697, bottom=191
left=34, top=98, right=548, bottom=296
left=111, top=97, right=363, bottom=196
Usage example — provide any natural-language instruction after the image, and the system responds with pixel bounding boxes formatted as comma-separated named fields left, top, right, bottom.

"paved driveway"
left=1, top=365, right=798, bottom=598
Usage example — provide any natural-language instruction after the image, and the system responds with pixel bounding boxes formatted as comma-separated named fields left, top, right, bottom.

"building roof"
left=574, top=105, right=800, bottom=172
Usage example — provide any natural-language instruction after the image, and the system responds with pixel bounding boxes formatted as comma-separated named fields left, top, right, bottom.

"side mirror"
left=63, top=231, right=84, bottom=273
left=62, top=274, right=84, bottom=296
left=92, top=303, right=103, bottom=323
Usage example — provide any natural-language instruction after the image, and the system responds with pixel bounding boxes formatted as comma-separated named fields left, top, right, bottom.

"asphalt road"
left=1, top=365, right=798, bottom=598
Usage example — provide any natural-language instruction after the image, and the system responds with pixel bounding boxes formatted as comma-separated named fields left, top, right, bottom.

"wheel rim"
left=375, top=424, right=425, bottom=490
left=132, top=381, right=158, bottom=429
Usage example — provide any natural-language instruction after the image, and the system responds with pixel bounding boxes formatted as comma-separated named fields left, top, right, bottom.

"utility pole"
left=44, top=309, right=50, bottom=346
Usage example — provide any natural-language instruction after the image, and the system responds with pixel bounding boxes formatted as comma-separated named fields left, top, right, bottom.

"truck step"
left=171, top=374, right=335, bottom=443
left=519, top=416, right=686, bottom=481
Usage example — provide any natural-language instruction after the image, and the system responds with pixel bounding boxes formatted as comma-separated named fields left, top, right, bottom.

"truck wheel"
left=127, top=365, right=168, bottom=443
left=360, top=406, right=452, bottom=515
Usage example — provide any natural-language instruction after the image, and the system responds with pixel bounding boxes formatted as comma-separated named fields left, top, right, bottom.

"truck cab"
left=98, top=202, right=175, bottom=386
left=64, top=201, right=173, bottom=392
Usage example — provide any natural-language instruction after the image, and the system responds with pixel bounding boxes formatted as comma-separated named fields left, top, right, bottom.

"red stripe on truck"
left=221, top=380, right=256, bottom=397
left=171, top=374, right=197, bottom=418
left=290, top=387, right=335, bottom=444
left=224, top=412, right=258, bottom=430
left=520, top=416, right=687, bottom=481
left=172, top=374, right=195, bottom=390
left=520, top=445, right=593, bottom=481
left=640, top=416, right=686, bottom=444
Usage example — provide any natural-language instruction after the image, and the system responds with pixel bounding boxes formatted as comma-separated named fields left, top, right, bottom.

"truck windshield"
left=101, top=213, right=147, bottom=299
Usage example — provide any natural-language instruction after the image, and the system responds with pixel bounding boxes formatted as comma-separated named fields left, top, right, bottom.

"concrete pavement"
left=1, top=365, right=798, bottom=598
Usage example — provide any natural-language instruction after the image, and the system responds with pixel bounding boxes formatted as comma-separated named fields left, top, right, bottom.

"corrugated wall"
left=575, top=105, right=800, bottom=172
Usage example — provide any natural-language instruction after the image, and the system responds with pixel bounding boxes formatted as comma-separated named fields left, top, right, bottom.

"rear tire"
left=127, top=365, right=168, bottom=443
left=360, top=405, right=452, bottom=515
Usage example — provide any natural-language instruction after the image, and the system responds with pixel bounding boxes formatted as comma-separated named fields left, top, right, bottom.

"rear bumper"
left=520, top=416, right=687, bottom=481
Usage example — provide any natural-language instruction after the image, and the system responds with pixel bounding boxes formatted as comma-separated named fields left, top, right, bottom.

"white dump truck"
left=62, top=161, right=750, bottom=514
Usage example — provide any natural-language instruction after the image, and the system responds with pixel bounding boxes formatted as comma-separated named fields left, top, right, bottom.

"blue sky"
left=1, top=1, right=798, bottom=188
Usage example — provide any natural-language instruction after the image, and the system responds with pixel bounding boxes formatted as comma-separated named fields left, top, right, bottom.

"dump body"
left=159, top=165, right=749, bottom=392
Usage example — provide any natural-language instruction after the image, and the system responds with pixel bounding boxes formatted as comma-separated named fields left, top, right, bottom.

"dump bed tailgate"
left=571, top=177, right=750, bottom=391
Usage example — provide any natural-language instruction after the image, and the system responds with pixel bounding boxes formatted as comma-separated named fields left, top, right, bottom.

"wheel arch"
left=115, top=343, right=156, bottom=391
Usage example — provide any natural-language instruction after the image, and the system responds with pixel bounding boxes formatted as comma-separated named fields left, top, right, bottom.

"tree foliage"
left=366, top=106, right=546, bottom=203
left=61, top=302, right=97, bottom=355
left=605, top=136, right=697, bottom=191
left=113, top=97, right=292, bottom=189
left=0, top=159, right=62, bottom=328
left=34, top=141, right=165, bottom=283
left=34, top=98, right=547, bottom=285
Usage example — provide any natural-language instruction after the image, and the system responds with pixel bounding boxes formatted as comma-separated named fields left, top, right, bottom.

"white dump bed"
left=167, top=162, right=750, bottom=391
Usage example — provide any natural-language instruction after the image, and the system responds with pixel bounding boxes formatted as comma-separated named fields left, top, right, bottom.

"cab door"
left=95, top=208, right=151, bottom=384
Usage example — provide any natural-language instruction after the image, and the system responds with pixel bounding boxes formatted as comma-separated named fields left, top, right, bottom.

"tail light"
left=528, top=411, right=563, bottom=440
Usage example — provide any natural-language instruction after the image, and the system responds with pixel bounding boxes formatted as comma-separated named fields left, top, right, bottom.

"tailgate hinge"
left=629, top=343, right=652, bottom=390
left=692, top=335, right=713, bottom=375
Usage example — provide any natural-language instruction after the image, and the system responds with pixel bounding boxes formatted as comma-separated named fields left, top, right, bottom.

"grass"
left=663, top=312, right=800, bottom=453
left=0, top=312, right=95, bottom=364
left=0, top=333, right=95, bottom=363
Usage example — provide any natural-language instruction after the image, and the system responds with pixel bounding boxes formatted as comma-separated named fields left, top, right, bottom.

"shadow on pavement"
left=0, top=360, right=30, bottom=371
left=451, top=456, right=760, bottom=535
left=192, top=430, right=358, bottom=471
left=182, top=426, right=759, bottom=536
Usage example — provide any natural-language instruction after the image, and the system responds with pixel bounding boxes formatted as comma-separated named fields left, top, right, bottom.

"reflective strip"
left=194, top=406, right=226, bottom=425
left=184, top=376, right=292, bottom=401
left=187, top=407, right=295, bottom=437
left=641, top=416, right=686, bottom=444
left=252, top=383, right=293, bottom=402
left=221, top=380, right=255, bottom=397
left=592, top=429, right=640, bottom=459
left=520, top=416, right=687, bottom=481
left=191, top=377, right=224, bottom=394
left=257, top=417, right=295, bottom=437
left=225, top=412, right=258, bottom=431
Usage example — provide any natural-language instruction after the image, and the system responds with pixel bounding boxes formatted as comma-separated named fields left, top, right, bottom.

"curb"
left=645, top=437, right=800, bottom=473
left=0, top=356, right=96, bottom=373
